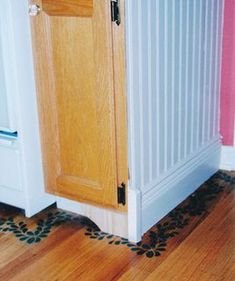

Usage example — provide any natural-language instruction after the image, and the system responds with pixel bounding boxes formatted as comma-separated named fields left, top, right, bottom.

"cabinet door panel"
left=42, top=0, right=93, bottom=17
left=30, top=0, right=119, bottom=208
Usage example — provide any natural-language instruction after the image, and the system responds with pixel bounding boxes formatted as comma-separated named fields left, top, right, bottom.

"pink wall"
left=220, top=0, right=235, bottom=146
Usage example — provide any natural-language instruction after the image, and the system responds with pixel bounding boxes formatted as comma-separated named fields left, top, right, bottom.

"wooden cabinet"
left=29, top=0, right=224, bottom=241
left=29, top=0, right=128, bottom=210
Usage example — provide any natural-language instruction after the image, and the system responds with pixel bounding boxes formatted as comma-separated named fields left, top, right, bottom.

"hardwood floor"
left=0, top=171, right=234, bottom=281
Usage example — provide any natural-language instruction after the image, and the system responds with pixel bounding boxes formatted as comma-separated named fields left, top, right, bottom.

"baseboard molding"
left=0, top=186, right=25, bottom=209
left=56, top=139, right=222, bottom=242
left=56, top=197, right=128, bottom=238
left=24, top=194, right=56, bottom=218
left=130, top=138, right=221, bottom=241
left=220, top=146, right=235, bottom=171
left=128, top=188, right=142, bottom=242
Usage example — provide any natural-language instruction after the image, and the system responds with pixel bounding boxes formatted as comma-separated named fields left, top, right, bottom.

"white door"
left=0, top=0, right=17, bottom=132
left=126, top=0, right=224, bottom=242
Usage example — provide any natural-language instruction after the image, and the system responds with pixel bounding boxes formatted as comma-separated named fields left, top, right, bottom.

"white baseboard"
left=0, top=186, right=25, bottom=209
left=220, top=146, right=235, bottom=171
left=128, top=188, right=142, bottom=242
left=56, top=197, right=128, bottom=238
left=55, top=139, right=222, bottom=243
left=129, top=138, right=221, bottom=242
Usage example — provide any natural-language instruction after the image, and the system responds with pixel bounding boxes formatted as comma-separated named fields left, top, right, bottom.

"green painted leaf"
left=7, top=224, right=17, bottom=228
left=127, top=243, right=136, bottom=247
left=27, top=238, right=35, bottom=244
left=100, top=232, right=108, bottom=235
left=146, top=251, right=154, bottom=258
left=137, top=250, right=145, bottom=255
left=131, top=247, right=140, bottom=252
left=121, top=238, right=128, bottom=241
left=19, top=237, right=27, bottom=241
left=142, top=244, right=151, bottom=250
left=39, top=234, right=48, bottom=238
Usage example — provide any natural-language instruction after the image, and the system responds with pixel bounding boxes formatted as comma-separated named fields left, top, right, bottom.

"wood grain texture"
left=42, top=0, right=93, bottom=17
left=29, top=0, right=60, bottom=194
left=29, top=0, right=127, bottom=209
left=57, top=196, right=128, bottom=238
left=145, top=190, right=235, bottom=281
left=111, top=0, right=129, bottom=211
left=0, top=172, right=234, bottom=281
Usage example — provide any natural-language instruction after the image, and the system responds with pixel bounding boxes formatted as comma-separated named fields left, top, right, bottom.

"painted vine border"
left=84, top=171, right=235, bottom=258
left=0, top=211, right=73, bottom=244
left=0, top=171, right=234, bottom=258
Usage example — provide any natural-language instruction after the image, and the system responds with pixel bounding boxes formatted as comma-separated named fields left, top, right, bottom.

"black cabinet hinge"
left=117, top=183, right=126, bottom=205
left=111, top=0, right=121, bottom=26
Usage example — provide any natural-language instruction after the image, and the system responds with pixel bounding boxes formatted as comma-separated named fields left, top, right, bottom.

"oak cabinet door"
left=30, top=0, right=121, bottom=208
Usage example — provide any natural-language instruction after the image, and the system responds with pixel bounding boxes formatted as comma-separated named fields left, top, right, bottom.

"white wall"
left=126, top=0, right=224, bottom=240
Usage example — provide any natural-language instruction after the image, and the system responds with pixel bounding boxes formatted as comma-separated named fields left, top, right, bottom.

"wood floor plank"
left=113, top=267, right=150, bottom=281
left=0, top=218, right=52, bottom=271
left=0, top=224, right=81, bottom=280
left=63, top=246, right=133, bottom=281
left=144, top=190, right=235, bottom=281
left=9, top=230, right=104, bottom=281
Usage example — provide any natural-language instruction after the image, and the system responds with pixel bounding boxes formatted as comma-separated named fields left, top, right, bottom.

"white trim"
left=127, top=188, right=142, bottom=242
left=140, top=136, right=221, bottom=194
left=12, top=0, right=56, bottom=216
left=0, top=186, right=25, bottom=209
left=0, top=0, right=55, bottom=216
left=56, top=197, right=128, bottom=238
left=142, top=136, right=221, bottom=203
left=220, top=146, right=235, bottom=171
left=128, top=138, right=221, bottom=241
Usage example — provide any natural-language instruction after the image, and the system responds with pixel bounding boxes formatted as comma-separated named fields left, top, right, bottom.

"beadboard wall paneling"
left=126, top=0, right=224, bottom=194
